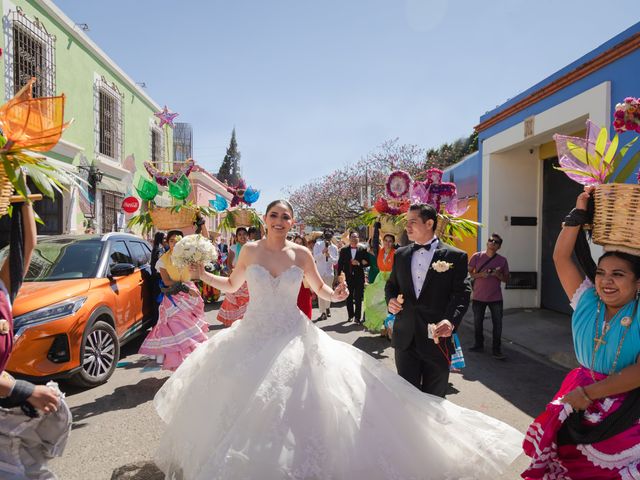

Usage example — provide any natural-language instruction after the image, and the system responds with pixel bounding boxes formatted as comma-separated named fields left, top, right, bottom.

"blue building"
left=448, top=22, right=640, bottom=313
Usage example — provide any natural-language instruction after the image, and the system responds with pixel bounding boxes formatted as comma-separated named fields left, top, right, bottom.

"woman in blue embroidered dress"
left=522, top=187, right=640, bottom=479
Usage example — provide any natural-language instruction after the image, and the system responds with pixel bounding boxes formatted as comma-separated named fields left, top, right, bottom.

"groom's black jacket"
left=385, top=242, right=471, bottom=358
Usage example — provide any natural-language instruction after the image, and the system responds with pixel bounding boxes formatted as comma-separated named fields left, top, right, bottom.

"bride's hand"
left=331, top=282, right=349, bottom=302
left=190, top=264, right=203, bottom=280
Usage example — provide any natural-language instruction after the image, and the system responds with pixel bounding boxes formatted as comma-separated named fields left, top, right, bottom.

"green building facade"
left=1, top=0, right=172, bottom=235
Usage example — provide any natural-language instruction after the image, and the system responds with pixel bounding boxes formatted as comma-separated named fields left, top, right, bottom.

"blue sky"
left=55, top=0, right=639, bottom=211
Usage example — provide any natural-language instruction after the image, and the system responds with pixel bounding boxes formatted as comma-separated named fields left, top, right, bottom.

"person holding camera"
left=468, top=233, right=510, bottom=359
left=313, top=229, right=339, bottom=320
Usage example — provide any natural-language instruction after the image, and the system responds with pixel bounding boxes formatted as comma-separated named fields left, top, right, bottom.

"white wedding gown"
left=154, top=264, right=523, bottom=480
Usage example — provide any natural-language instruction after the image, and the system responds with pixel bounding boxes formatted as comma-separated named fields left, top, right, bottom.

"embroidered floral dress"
left=154, top=263, right=522, bottom=479
left=522, top=279, right=640, bottom=479
left=363, top=247, right=395, bottom=333
left=139, top=252, right=209, bottom=371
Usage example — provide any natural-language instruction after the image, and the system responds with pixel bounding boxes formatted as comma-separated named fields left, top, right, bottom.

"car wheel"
left=71, top=320, right=120, bottom=387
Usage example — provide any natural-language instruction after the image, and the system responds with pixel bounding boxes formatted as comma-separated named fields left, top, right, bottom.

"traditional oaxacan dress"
left=522, top=279, right=640, bottom=479
left=363, top=247, right=395, bottom=333
left=217, top=243, right=250, bottom=327
left=139, top=251, right=209, bottom=371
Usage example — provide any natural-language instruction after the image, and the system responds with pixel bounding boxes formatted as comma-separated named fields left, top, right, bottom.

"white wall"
left=481, top=81, right=611, bottom=308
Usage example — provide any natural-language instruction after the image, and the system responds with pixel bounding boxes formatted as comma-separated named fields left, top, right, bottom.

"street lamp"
left=78, top=165, right=103, bottom=187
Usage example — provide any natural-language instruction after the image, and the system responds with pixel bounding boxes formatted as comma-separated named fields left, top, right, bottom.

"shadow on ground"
left=70, top=377, right=168, bottom=426
left=111, top=461, right=164, bottom=480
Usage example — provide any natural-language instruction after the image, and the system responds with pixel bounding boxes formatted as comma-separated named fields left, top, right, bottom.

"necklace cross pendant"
left=594, top=336, right=606, bottom=351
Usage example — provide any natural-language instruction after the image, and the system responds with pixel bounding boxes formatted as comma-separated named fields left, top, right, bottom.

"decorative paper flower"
left=385, top=170, right=412, bottom=199
left=373, top=197, right=409, bottom=215
left=445, top=198, right=470, bottom=217
left=613, top=97, right=640, bottom=134
left=243, top=187, right=260, bottom=205
left=621, top=316, right=633, bottom=327
left=0, top=318, right=9, bottom=335
left=172, top=234, right=218, bottom=268
left=210, top=194, right=229, bottom=211
left=554, top=120, right=618, bottom=186
left=135, top=177, right=158, bottom=201
left=424, top=168, right=443, bottom=185
left=168, top=174, right=192, bottom=201
left=431, top=260, right=453, bottom=273
left=0, top=77, right=70, bottom=153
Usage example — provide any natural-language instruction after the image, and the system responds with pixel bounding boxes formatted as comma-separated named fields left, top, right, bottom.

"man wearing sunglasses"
left=468, top=233, right=510, bottom=360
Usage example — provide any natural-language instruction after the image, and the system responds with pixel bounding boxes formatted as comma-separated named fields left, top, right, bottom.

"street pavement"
left=49, top=302, right=569, bottom=480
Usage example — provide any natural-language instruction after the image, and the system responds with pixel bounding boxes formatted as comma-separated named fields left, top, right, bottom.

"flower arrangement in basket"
left=0, top=78, right=79, bottom=217
left=554, top=108, right=640, bottom=254
left=359, top=168, right=479, bottom=245
left=209, top=178, right=263, bottom=232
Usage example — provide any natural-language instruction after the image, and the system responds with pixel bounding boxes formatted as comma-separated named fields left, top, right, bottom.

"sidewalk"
left=460, top=307, right=578, bottom=371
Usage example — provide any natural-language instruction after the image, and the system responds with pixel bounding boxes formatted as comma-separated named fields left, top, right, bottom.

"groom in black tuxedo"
left=337, top=231, right=369, bottom=323
left=385, top=204, right=471, bottom=397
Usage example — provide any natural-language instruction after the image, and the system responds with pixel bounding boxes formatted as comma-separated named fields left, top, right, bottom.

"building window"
left=151, top=126, right=163, bottom=165
left=5, top=7, right=56, bottom=98
left=94, top=77, right=123, bottom=162
left=102, top=191, right=123, bottom=233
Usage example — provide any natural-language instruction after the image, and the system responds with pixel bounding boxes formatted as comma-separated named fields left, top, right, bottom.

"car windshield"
left=0, top=238, right=105, bottom=281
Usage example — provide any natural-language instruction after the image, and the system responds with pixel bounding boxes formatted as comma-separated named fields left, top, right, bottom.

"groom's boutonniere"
left=431, top=260, right=453, bottom=273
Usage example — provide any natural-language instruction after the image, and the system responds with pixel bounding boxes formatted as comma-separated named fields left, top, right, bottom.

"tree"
left=287, top=139, right=425, bottom=229
left=424, top=132, right=478, bottom=170
left=217, top=128, right=242, bottom=185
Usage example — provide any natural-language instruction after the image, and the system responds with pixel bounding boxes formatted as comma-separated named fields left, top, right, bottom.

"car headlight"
left=13, top=296, right=87, bottom=337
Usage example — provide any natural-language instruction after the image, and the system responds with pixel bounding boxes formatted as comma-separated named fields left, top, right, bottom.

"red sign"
left=122, top=196, right=140, bottom=213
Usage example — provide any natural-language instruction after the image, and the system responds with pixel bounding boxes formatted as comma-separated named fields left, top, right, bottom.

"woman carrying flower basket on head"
left=363, top=226, right=396, bottom=334
left=217, top=227, right=251, bottom=327
left=139, top=230, right=209, bottom=371
left=522, top=187, right=640, bottom=479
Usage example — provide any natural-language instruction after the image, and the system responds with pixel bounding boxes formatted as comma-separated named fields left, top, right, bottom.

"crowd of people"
left=2, top=189, right=640, bottom=479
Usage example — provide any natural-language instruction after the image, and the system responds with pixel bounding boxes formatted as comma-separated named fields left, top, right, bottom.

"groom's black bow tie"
left=412, top=240, right=435, bottom=253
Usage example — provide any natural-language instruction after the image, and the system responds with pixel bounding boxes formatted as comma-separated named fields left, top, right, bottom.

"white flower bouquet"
left=172, top=234, right=218, bottom=268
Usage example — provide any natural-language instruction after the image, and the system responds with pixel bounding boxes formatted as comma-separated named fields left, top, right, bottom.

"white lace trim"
left=570, top=277, right=594, bottom=310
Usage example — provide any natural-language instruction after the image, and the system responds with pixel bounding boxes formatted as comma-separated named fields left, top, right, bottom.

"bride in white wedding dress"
left=153, top=200, right=523, bottom=480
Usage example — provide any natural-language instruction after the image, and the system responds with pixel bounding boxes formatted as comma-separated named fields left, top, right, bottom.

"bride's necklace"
left=590, top=299, right=636, bottom=380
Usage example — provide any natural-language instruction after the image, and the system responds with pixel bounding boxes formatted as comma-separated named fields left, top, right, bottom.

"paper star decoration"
left=154, top=105, right=179, bottom=128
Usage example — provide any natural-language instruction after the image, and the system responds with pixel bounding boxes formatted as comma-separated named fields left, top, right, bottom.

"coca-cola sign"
left=121, top=196, right=140, bottom=213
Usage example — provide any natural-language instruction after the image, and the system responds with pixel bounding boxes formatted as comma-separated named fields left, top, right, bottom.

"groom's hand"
left=433, top=319, right=453, bottom=338
left=388, top=297, right=403, bottom=314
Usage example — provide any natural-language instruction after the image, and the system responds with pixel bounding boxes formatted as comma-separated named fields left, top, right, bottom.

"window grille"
left=94, top=77, right=123, bottom=162
left=6, top=7, right=56, bottom=98
left=102, top=191, right=123, bottom=233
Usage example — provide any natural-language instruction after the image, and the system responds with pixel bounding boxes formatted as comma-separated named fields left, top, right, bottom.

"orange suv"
left=2, top=233, right=155, bottom=387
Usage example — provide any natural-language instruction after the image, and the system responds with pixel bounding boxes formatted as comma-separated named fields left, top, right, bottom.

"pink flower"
left=625, top=97, right=635, bottom=103
left=614, top=109, right=625, bottom=119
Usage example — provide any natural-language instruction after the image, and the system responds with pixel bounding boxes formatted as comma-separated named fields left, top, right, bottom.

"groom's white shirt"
left=411, top=238, right=438, bottom=298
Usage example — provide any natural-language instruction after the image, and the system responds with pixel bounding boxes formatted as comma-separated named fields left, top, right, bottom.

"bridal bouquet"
left=172, top=234, right=218, bottom=268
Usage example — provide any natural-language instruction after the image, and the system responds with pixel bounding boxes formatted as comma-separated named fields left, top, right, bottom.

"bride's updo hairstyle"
left=265, top=199, right=294, bottom=217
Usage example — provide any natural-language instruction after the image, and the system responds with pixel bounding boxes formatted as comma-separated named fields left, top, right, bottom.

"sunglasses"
left=488, top=239, right=501, bottom=244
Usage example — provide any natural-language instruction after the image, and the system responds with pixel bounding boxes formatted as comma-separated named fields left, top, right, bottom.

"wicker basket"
left=232, top=208, right=256, bottom=227
left=379, top=216, right=405, bottom=238
left=435, top=214, right=450, bottom=239
left=0, top=163, right=13, bottom=217
left=593, top=183, right=640, bottom=253
left=149, top=206, right=195, bottom=229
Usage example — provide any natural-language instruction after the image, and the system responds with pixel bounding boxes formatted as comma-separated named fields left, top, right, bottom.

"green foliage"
left=424, top=132, right=478, bottom=170
left=127, top=211, right=154, bottom=236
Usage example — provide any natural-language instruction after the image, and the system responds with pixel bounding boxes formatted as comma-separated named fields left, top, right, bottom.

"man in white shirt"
left=313, top=229, right=339, bottom=320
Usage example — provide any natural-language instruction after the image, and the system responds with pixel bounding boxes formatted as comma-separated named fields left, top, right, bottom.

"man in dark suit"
left=385, top=204, right=471, bottom=397
left=337, top=231, right=369, bottom=323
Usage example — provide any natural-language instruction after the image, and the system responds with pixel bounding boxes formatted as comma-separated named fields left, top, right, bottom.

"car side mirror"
left=109, top=263, right=136, bottom=277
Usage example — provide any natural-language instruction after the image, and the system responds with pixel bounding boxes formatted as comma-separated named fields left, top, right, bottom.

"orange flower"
left=0, top=77, right=70, bottom=152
